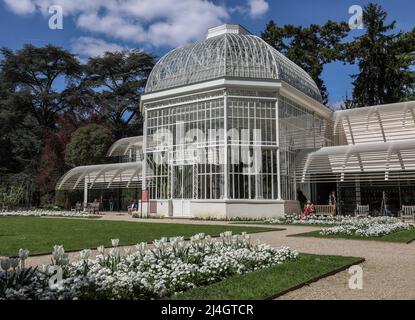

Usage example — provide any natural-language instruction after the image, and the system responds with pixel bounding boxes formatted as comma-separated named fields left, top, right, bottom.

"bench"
left=87, top=202, right=100, bottom=214
left=399, top=205, right=415, bottom=223
left=354, top=204, right=369, bottom=218
left=71, top=203, right=82, bottom=213
left=314, top=205, right=336, bottom=217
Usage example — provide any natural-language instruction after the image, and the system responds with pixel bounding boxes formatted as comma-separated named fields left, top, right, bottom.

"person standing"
left=329, top=191, right=337, bottom=215
left=109, top=198, right=114, bottom=212
left=297, top=189, right=308, bottom=210
left=382, top=191, right=392, bottom=216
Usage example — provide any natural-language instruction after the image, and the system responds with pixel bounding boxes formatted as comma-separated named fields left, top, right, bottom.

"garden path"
left=18, top=214, right=415, bottom=299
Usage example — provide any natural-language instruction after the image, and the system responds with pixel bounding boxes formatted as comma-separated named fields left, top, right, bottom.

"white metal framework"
left=145, top=25, right=322, bottom=103
left=56, top=162, right=144, bottom=190
left=300, top=101, right=415, bottom=183
left=56, top=23, right=415, bottom=218
left=57, top=136, right=145, bottom=191
left=142, top=25, right=330, bottom=205
left=106, top=136, right=143, bottom=157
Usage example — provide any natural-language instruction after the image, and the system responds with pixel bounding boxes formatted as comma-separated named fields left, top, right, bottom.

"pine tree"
left=346, top=3, right=415, bottom=107
left=262, top=20, right=349, bottom=104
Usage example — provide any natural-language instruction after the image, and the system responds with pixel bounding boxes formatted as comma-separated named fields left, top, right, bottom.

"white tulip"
left=60, top=254, right=70, bottom=266
left=18, top=248, right=30, bottom=260
left=10, top=258, right=19, bottom=269
left=0, top=259, right=11, bottom=271
left=109, top=247, right=119, bottom=257
left=111, top=239, right=119, bottom=247
left=79, top=249, right=91, bottom=260
left=97, top=246, right=105, bottom=254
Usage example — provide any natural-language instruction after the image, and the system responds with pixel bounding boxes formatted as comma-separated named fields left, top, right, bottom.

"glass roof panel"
left=145, top=27, right=322, bottom=102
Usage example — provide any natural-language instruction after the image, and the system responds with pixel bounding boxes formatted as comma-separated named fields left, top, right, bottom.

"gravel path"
left=246, top=226, right=415, bottom=300
left=9, top=214, right=415, bottom=299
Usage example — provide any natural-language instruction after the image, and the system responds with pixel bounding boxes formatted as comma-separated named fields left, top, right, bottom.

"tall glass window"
left=227, top=96, right=278, bottom=200
left=278, top=96, right=332, bottom=200
left=146, top=94, right=225, bottom=200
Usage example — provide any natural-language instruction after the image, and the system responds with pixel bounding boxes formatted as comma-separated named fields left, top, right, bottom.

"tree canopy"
left=0, top=46, right=154, bottom=206
left=0, top=45, right=82, bottom=129
left=81, top=50, right=155, bottom=139
left=261, top=20, right=350, bottom=104
left=344, top=3, right=415, bottom=107
left=65, top=124, right=113, bottom=167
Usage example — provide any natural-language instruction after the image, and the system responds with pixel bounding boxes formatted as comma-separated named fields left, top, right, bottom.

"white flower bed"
left=320, top=221, right=412, bottom=237
left=0, top=232, right=298, bottom=300
left=265, top=214, right=413, bottom=237
left=0, top=210, right=89, bottom=218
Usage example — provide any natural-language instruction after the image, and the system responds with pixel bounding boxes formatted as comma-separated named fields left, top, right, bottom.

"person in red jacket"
left=300, top=201, right=315, bottom=220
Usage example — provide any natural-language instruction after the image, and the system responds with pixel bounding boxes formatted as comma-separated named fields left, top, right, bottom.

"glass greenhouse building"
left=57, top=24, right=415, bottom=218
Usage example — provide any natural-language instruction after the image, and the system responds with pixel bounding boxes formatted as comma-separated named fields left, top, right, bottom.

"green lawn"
left=0, top=217, right=278, bottom=256
left=289, top=228, right=415, bottom=243
left=170, top=254, right=363, bottom=300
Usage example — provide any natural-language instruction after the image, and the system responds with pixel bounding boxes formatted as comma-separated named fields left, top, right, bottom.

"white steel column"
left=142, top=109, right=148, bottom=193
left=83, top=179, right=88, bottom=210
left=275, top=98, right=282, bottom=200
left=223, top=90, right=229, bottom=200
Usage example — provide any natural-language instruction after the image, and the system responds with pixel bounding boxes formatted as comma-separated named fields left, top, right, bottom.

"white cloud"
left=71, top=37, right=126, bottom=58
left=2, top=0, right=268, bottom=48
left=76, top=12, right=146, bottom=43
left=230, top=0, right=269, bottom=19
left=4, top=0, right=36, bottom=14
left=247, top=0, right=269, bottom=18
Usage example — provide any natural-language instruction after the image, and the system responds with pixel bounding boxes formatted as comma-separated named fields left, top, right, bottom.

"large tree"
left=0, top=45, right=82, bottom=130
left=81, top=50, right=155, bottom=139
left=262, top=20, right=349, bottom=104
left=65, top=124, right=113, bottom=167
left=345, top=3, right=415, bottom=107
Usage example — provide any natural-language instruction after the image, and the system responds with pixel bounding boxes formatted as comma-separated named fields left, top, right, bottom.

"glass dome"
left=145, top=24, right=322, bottom=102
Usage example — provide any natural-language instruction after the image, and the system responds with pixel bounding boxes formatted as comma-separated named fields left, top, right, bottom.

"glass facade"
left=144, top=89, right=330, bottom=202
left=278, top=96, right=333, bottom=200
left=227, top=96, right=278, bottom=200
left=146, top=91, right=225, bottom=200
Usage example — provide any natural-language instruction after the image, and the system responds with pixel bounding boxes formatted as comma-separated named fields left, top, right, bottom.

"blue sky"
left=0, top=0, right=414, bottom=105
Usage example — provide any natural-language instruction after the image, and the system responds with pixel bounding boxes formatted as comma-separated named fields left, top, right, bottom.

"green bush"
left=38, top=203, right=63, bottom=211
left=0, top=185, right=25, bottom=207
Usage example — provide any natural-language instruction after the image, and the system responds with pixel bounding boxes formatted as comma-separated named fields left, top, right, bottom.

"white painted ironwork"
left=107, top=136, right=143, bottom=158
left=57, top=162, right=145, bottom=190
left=145, top=24, right=322, bottom=102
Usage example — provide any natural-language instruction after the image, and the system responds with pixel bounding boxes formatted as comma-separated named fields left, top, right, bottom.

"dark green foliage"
left=81, top=50, right=155, bottom=139
left=65, top=124, right=113, bottom=167
left=0, top=45, right=82, bottom=129
left=262, top=20, right=350, bottom=104
left=0, top=45, right=154, bottom=205
left=345, top=3, right=415, bottom=107
left=0, top=266, right=38, bottom=299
